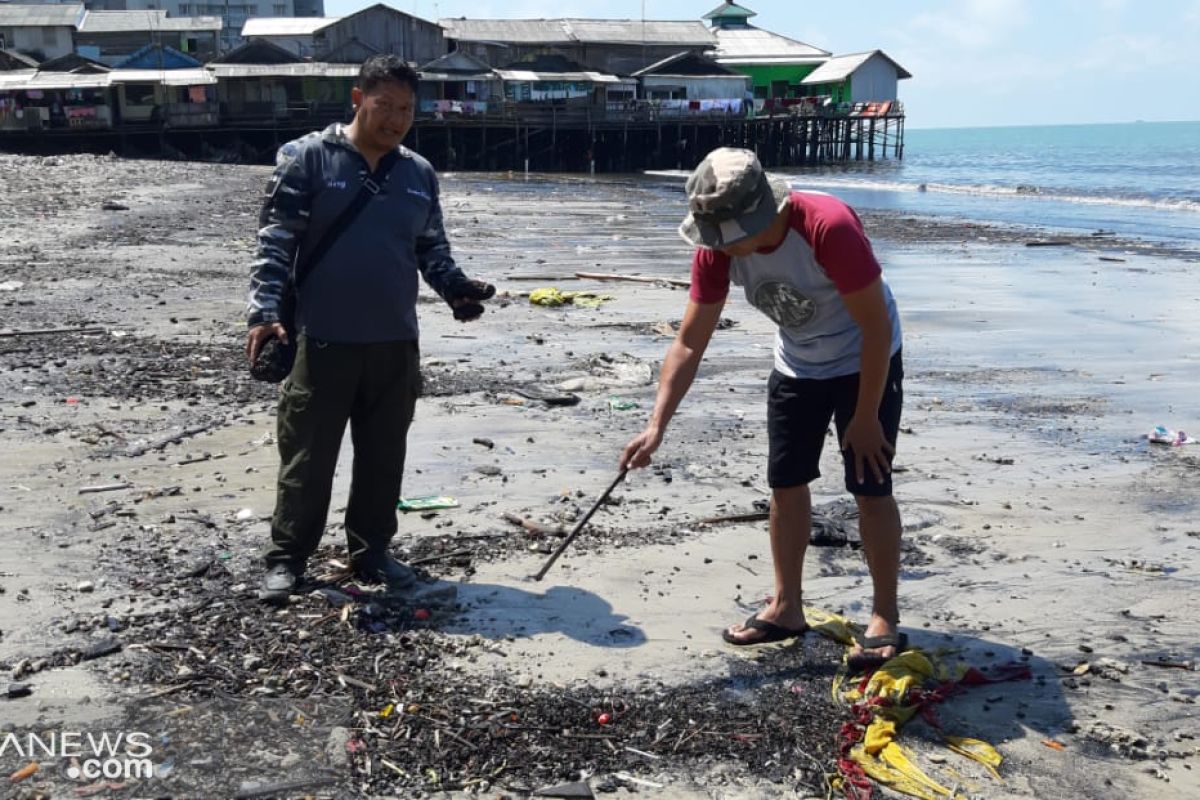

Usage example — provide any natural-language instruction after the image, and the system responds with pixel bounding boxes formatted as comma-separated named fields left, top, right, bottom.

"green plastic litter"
left=608, top=397, right=638, bottom=411
left=397, top=495, right=460, bottom=512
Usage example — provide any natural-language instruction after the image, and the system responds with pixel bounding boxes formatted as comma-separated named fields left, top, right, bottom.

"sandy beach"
left=1, top=154, right=1199, bottom=799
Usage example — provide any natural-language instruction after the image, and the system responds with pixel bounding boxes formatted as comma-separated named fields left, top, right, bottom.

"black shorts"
left=767, top=351, right=903, bottom=496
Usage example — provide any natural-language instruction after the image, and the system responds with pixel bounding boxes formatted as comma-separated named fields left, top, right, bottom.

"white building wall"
left=642, top=75, right=749, bottom=100
left=7, top=25, right=74, bottom=59
left=849, top=54, right=899, bottom=103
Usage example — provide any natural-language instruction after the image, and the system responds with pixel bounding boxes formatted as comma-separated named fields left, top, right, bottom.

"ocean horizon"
left=771, top=120, right=1200, bottom=246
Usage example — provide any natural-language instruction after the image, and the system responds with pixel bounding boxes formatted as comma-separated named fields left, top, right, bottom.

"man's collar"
left=322, top=123, right=413, bottom=158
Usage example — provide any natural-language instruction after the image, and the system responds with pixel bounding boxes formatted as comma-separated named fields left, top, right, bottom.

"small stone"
left=6, top=683, right=31, bottom=699
left=325, top=727, right=352, bottom=768
left=243, top=655, right=263, bottom=670
left=77, top=581, right=95, bottom=593
left=515, top=674, right=533, bottom=689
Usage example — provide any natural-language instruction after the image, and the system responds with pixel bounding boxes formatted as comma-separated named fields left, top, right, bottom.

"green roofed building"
left=705, top=1, right=828, bottom=99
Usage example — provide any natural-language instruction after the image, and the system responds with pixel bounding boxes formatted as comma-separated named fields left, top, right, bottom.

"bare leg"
left=852, top=494, right=903, bottom=658
left=725, top=484, right=811, bottom=643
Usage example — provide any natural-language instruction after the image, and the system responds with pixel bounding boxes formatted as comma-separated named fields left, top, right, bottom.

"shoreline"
left=1, top=155, right=1198, bottom=798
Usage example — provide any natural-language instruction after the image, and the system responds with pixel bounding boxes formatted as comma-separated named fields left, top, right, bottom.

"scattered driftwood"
left=234, top=777, right=337, bottom=799
left=502, top=513, right=565, bottom=538
left=1098, top=256, right=1127, bottom=263
left=125, top=418, right=225, bottom=458
left=574, top=272, right=690, bottom=288
left=701, top=512, right=769, bottom=525
left=409, top=548, right=474, bottom=567
left=0, top=326, right=106, bottom=339
left=1025, top=240, right=1073, bottom=247
left=1141, top=660, right=1194, bottom=671
left=78, top=482, right=133, bottom=495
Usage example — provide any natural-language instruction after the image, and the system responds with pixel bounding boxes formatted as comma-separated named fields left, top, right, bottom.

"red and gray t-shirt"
left=690, top=190, right=902, bottom=380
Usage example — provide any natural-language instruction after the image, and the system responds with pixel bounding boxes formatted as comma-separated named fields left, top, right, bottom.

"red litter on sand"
left=413, top=608, right=430, bottom=621
left=597, top=713, right=612, bottom=726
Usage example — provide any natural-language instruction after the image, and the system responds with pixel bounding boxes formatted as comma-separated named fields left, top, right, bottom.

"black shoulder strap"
left=293, top=156, right=393, bottom=289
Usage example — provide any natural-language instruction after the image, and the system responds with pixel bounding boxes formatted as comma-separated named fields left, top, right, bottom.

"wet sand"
left=1, top=154, right=1199, bottom=798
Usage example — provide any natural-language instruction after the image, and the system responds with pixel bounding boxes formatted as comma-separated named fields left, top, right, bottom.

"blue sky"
left=326, top=0, right=1200, bottom=129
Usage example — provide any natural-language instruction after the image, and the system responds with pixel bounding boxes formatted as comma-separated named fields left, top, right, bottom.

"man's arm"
left=840, top=277, right=894, bottom=484
left=247, top=148, right=311, bottom=328
left=414, top=171, right=493, bottom=320
left=414, top=171, right=467, bottom=297
left=245, top=146, right=313, bottom=362
left=620, top=300, right=724, bottom=469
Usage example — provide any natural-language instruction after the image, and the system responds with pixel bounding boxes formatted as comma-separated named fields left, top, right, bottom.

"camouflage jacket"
left=246, top=123, right=468, bottom=343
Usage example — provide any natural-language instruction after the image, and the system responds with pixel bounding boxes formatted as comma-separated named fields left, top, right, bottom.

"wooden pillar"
left=622, top=117, right=629, bottom=171
left=868, top=117, right=876, bottom=161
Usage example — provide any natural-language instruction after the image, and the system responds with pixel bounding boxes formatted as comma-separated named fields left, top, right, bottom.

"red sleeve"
left=689, top=247, right=731, bottom=304
left=790, top=193, right=881, bottom=295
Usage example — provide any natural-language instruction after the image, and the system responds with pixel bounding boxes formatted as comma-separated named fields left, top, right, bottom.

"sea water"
left=776, top=121, right=1200, bottom=246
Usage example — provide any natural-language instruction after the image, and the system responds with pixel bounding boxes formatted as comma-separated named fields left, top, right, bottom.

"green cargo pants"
left=266, top=335, right=420, bottom=569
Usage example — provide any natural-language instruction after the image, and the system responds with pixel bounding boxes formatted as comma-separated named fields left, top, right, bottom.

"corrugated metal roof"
left=0, top=71, right=108, bottom=90
left=109, top=68, right=215, bottom=86
left=207, top=62, right=359, bottom=79
left=495, top=68, right=633, bottom=85
left=565, top=19, right=713, bottom=45
left=240, top=17, right=338, bottom=37
left=441, top=18, right=568, bottom=44
left=632, top=50, right=740, bottom=77
left=420, top=71, right=496, bottom=82
left=801, top=51, right=912, bottom=84
left=79, top=11, right=223, bottom=34
left=0, top=69, right=36, bottom=87
left=0, top=3, right=84, bottom=28
left=703, top=2, right=756, bottom=21
left=0, top=48, right=40, bottom=68
left=419, top=50, right=495, bottom=74
left=441, top=17, right=713, bottom=46
left=712, top=26, right=829, bottom=62
left=0, top=68, right=213, bottom=90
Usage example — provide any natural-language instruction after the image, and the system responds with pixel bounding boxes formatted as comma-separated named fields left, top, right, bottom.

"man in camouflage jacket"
left=246, top=55, right=494, bottom=604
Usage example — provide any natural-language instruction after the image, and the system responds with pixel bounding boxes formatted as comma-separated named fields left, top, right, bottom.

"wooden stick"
left=574, top=271, right=690, bottom=288
left=78, top=482, right=133, bottom=495
left=234, top=777, right=337, bottom=799
left=1141, top=660, right=1193, bottom=670
left=125, top=418, right=224, bottom=458
left=0, top=326, right=105, bottom=339
left=700, top=512, right=769, bottom=525
left=531, top=470, right=626, bottom=581
left=408, top=548, right=473, bottom=566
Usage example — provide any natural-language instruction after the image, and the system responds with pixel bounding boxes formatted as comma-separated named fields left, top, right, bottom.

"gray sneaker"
left=351, top=553, right=417, bottom=590
left=259, top=563, right=300, bottom=605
